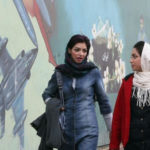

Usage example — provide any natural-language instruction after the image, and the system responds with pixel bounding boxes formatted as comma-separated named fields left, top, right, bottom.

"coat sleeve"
left=30, top=113, right=46, bottom=137
left=109, top=81, right=124, bottom=149
left=94, top=68, right=112, bottom=114
left=42, top=71, right=58, bottom=103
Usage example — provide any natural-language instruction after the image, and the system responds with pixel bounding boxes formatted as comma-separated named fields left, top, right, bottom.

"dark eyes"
left=74, top=48, right=80, bottom=52
left=82, top=49, right=88, bottom=53
left=130, top=54, right=139, bottom=59
left=74, top=48, right=87, bottom=53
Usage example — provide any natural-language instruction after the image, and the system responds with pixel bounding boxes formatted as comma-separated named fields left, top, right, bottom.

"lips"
left=77, top=57, right=83, bottom=61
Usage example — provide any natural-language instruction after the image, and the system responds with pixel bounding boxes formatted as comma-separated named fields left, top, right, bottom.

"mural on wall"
left=89, top=18, right=125, bottom=93
left=22, top=0, right=57, bottom=65
left=138, top=15, right=148, bottom=42
left=13, top=0, right=38, bottom=47
left=0, top=36, right=37, bottom=149
left=0, top=2, right=59, bottom=148
left=0, top=0, right=125, bottom=149
left=1, top=0, right=150, bottom=150
left=0, top=0, right=58, bottom=149
left=0, top=1, right=38, bottom=150
left=12, top=0, right=58, bottom=66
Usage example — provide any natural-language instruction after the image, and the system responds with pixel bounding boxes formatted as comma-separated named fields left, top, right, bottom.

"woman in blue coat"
left=42, top=34, right=112, bottom=150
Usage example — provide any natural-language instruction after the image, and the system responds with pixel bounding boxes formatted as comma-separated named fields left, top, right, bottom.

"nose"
left=130, top=59, right=132, bottom=63
left=130, top=57, right=133, bottom=63
left=79, top=50, right=84, bottom=56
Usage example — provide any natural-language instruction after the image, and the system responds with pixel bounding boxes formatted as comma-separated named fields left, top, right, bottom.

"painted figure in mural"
left=11, top=1, right=56, bottom=148
left=42, top=34, right=112, bottom=150
left=0, top=36, right=37, bottom=150
left=109, top=41, right=150, bottom=150
left=91, top=19, right=125, bottom=93
left=13, top=0, right=57, bottom=66
left=138, top=16, right=148, bottom=42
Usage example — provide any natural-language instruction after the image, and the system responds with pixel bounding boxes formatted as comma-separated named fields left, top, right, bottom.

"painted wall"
left=0, top=0, right=150, bottom=149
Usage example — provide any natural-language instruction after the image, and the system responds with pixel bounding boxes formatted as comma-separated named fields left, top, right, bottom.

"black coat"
left=31, top=98, right=64, bottom=150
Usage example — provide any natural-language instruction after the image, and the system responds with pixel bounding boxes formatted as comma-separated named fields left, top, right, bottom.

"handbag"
left=31, top=70, right=65, bottom=149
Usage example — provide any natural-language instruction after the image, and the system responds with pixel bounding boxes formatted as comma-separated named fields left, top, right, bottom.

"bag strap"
left=56, top=70, right=65, bottom=108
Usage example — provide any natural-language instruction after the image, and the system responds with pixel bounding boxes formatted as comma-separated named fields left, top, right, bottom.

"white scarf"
left=133, top=42, right=150, bottom=107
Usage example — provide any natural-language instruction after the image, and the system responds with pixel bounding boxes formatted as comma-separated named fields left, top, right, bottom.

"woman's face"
left=130, top=48, right=142, bottom=72
left=68, top=42, right=88, bottom=63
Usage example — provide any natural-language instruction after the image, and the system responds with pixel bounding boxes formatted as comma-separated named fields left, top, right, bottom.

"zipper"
left=72, top=78, right=76, bottom=150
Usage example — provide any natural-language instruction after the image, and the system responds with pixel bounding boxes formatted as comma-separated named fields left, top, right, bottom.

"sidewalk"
left=98, top=145, right=124, bottom=150
left=98, top=145, right=109, bottom=150
left=54, top=145, right=124, bottom=150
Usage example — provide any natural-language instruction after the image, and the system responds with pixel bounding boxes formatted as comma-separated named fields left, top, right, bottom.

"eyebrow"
left=74, top=47, right=87, bottom=50
left=131, top=53, right=139, bottom=56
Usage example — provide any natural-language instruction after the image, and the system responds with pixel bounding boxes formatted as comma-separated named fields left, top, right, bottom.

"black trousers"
left=59, top=134, right=98, bottom=150
left=125, top=141, right=150, bottom=150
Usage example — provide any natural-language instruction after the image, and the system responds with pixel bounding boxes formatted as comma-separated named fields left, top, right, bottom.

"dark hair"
left=66, top=34, right=91, bottom=55
left=133, top=41, right=145, bottom=56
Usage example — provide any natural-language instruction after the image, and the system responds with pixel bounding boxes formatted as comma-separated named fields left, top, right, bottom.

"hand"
left=109, top=131, right=112, bottom=139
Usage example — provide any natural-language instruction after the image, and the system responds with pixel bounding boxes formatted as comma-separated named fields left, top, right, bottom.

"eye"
left=131, top=54, right=139, bottom=59
left=82, top=49, right=88, bottom=53
left=74, top=48, right=80, bottom=52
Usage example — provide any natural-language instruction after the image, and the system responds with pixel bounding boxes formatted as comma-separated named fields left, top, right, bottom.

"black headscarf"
left=56, top=50, right=97, bottom=77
